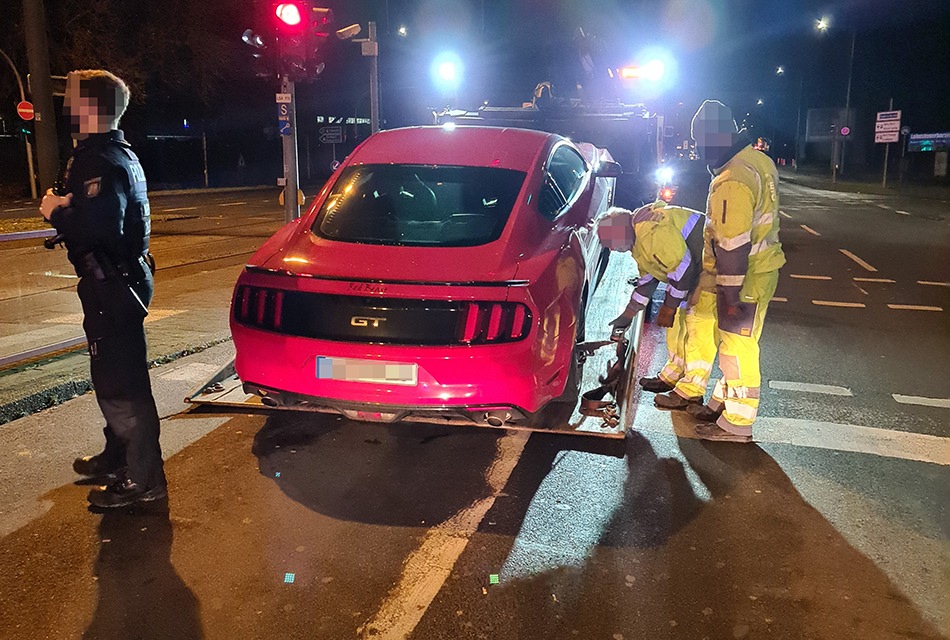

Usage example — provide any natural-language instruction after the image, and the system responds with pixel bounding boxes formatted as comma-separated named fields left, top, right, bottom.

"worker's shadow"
left=83, top=501, right=203, bottom=640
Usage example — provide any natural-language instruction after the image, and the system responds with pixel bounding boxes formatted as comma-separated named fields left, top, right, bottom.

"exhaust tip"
left=484, top=411, right=511, bottom=427
left=261, top=396, right=280, bottom=407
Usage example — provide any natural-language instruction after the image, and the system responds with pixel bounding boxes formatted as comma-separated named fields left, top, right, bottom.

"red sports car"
left=230, top=125, right=619, bottom=427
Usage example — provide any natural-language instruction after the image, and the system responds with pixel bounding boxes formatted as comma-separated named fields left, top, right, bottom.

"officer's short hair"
left=71, top=69, right=130, bottom=123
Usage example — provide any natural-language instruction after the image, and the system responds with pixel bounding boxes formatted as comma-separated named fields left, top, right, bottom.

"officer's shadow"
left=83, top=501, right=203, bottom=640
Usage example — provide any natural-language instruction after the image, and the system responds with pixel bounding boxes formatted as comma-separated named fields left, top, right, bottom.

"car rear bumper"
left=231, top=325, right=563, bottom=415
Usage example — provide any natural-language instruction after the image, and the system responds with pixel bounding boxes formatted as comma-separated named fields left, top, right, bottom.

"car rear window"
left=313, top=164, right=526, bottom=247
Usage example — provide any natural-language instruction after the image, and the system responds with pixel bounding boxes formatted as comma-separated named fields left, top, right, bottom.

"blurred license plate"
left=316, top=356, right=418, bottom=386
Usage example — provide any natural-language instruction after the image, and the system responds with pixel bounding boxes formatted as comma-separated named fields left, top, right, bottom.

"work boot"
left=687, top=403, right=724, bottom=423
left=639, top=376, right=675, bottom=393
left=654, top=392, right=702, bottom=411
left=694, top=422, right=753, bottom=443
left=73, top=454, right=122, bottom=478
left=88, top=477, right=167, bottom=509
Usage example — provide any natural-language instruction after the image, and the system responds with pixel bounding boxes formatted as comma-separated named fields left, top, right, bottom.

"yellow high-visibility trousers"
left=657, top=307, right=688, bottom=386
left=673, top=290, right=718, bottom=399
left=708, top=271, right=778, bottom=436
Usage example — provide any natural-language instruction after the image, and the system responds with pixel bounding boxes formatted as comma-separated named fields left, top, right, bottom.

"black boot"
left=654, top=392, right=702, bottom=411
left=687, top=403, right=724, bottom=422
left=73, top=454, right=122, bottom=478
left=88, top=477, right=167, bottom=508
left=639, top=376, right=675, bottom=393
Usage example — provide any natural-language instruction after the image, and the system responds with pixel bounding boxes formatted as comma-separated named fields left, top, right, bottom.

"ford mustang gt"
left=230, top=125, right=619, bottom=427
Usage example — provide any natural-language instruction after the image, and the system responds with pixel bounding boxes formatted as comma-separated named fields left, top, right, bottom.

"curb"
left=0, top=337, right=232, bottom=426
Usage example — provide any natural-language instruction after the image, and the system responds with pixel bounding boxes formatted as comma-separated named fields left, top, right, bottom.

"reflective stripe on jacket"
left=706, top=145, right=785, bottom=302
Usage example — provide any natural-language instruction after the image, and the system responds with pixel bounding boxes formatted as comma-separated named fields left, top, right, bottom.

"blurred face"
left=596, top=213, right=635, bottom=252
left=63, top=73, right=115, bottom=138
left=691, top=101, right=736, bottom=161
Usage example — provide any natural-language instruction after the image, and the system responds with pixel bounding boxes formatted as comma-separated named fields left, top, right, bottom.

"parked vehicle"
left=230, top=125, right=620, bottom=427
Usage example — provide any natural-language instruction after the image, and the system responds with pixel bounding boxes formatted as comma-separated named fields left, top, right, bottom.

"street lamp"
left=816, top=16, right=830, bottom=32
left=776, top=66, right=784, bottom=76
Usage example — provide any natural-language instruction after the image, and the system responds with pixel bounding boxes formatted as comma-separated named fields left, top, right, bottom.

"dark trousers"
left=78, top=272, right=165, bottom=488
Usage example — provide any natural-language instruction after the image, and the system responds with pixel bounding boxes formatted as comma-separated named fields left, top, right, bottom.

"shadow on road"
left=410, top=422, right=945, bottom=639
left=83, top=501, right=203, bottom=640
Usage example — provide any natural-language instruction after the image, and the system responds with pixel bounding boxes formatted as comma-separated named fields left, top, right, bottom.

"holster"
left=78, top=251, right=148, bottom=319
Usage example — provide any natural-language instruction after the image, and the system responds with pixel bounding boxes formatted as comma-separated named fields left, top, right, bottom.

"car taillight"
left=456, top=301, right=532, bottom=345
left=233, top=286, right=283, bottom=331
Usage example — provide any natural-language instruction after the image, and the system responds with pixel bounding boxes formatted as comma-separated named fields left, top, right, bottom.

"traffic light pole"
left=280, top=74, right=301, bottom=222
left=22, top=0, right=60, bottom=194
left=0, top=47, right=37, bottom=199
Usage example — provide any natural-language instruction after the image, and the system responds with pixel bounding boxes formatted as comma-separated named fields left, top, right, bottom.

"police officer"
left=687, top=100, right=786, bottom=442
left=39, top=69, right=166, bottom=507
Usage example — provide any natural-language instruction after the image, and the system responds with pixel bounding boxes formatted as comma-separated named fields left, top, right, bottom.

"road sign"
left=16, top=101, right=34, bottom=121
left=900, top=126, right=911, bottom=136
left=839, top=126, right=851, bottom=136
left=275, top=93, right=292, bottom=104
left=876, top=110, right=901, bottom=121
left=875, top=121, right=900, bottom=133
left=319, top=125, right=343, bottom=144
left=277, top=103, right=290, bottom=121
left=875, top=131, right=899, bottom=144
left=279, top=121, right=292, bottom=136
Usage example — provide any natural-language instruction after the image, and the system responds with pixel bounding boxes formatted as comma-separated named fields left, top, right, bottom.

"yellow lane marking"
left=790, top=274, right=832, bottom=280
left=800, top=224, right=821, bottom=236
left=812, top=300, right=866, bottom=308
left=839, top=249, right=877, bottom=272
left=887, top=304, right=943, bottom=312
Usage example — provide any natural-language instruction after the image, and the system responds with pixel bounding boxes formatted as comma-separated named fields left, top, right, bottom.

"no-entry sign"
left=16, top=101, right=34, bottom=121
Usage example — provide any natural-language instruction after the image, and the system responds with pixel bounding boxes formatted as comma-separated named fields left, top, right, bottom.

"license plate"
left=315, top=356, right=418, bottom=386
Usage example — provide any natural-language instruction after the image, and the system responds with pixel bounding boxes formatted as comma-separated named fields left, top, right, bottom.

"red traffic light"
left=275, top=3, right=303, bottom=27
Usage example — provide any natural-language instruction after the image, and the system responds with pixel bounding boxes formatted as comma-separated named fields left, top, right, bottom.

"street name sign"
left=875, top=131, right=900, bottom=143
left=319, top=125, right=344, bottom=144
left=275, top=93, right=292, bottom=103
left=876, top=110, right=901, bottom=121
left=875, top=121, right=900, bottom=133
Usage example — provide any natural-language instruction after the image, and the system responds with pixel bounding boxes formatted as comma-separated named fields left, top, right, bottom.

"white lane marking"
left=853, top=284, right=869, bottom=296
left=895, top=210, right=911, bottom=216
left=217, top=201, right=247, bottom=207
left=874, top=204, right=891, bottom=210
left=779, top=210, right=791, bottom=219
left=887, top=304, right=943, bottom=312
left=2, top=207, right=31, bottom=213
left=918, top=281, right=950, bottom=287
left=771, top=296, right=788, bottom=302
left=854, top=277, right=895, bottom=283
left=160, top=206, right=198, bottom=212
left=359, top=431, right=530, bottom=639
left=28, top=270, right=78, bottom=279
left=790, top=274, right=832, bottom=280
left=839, top=249, right=877, bottom=272
left=892, top=395, right=950, bottom=410
left=633, top=405, right=950, bottom=466
left=813, top=300, right=866, bottom=308
left=800, top=224, right=821, bottom=236
left=769, top=381, right=853, bottom=396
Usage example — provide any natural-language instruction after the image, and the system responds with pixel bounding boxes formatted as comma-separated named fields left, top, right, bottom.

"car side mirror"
left=593, top=160, right=622, bottom=178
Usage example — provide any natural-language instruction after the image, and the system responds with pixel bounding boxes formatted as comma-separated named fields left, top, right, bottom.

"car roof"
left=345, top=126, right=556, bottom=172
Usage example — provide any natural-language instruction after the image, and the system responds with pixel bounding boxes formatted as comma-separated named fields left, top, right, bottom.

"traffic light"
left=19, top=120, right=33, bottom=139
left=272, top=2, right=334, bottom=81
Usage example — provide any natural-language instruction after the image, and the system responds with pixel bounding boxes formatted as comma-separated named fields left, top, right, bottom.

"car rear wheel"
left=553, top=287, right=587, bottom=404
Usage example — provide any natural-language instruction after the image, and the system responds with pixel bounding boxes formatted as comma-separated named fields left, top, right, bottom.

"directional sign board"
left=875, top=131, right=900, bottom=144
left=275, top=93, right=292, bottom=104
left=875, top=121, right=900, bottom=133
left=876, top=110, right=901, bottom=121
left=16, top=101, right=34, bottom=121
left=319, top=125, right=343, bottom=144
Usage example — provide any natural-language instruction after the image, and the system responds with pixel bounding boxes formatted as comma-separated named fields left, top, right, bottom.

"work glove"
left=656, top=305, right=676, bottom=328
left=609, top=311, right=634, bottom=341
left=39, top=189, right=71, bottom=221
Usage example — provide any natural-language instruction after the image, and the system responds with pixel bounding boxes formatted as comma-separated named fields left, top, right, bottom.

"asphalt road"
left=0, top=180, right=947, bottom=640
